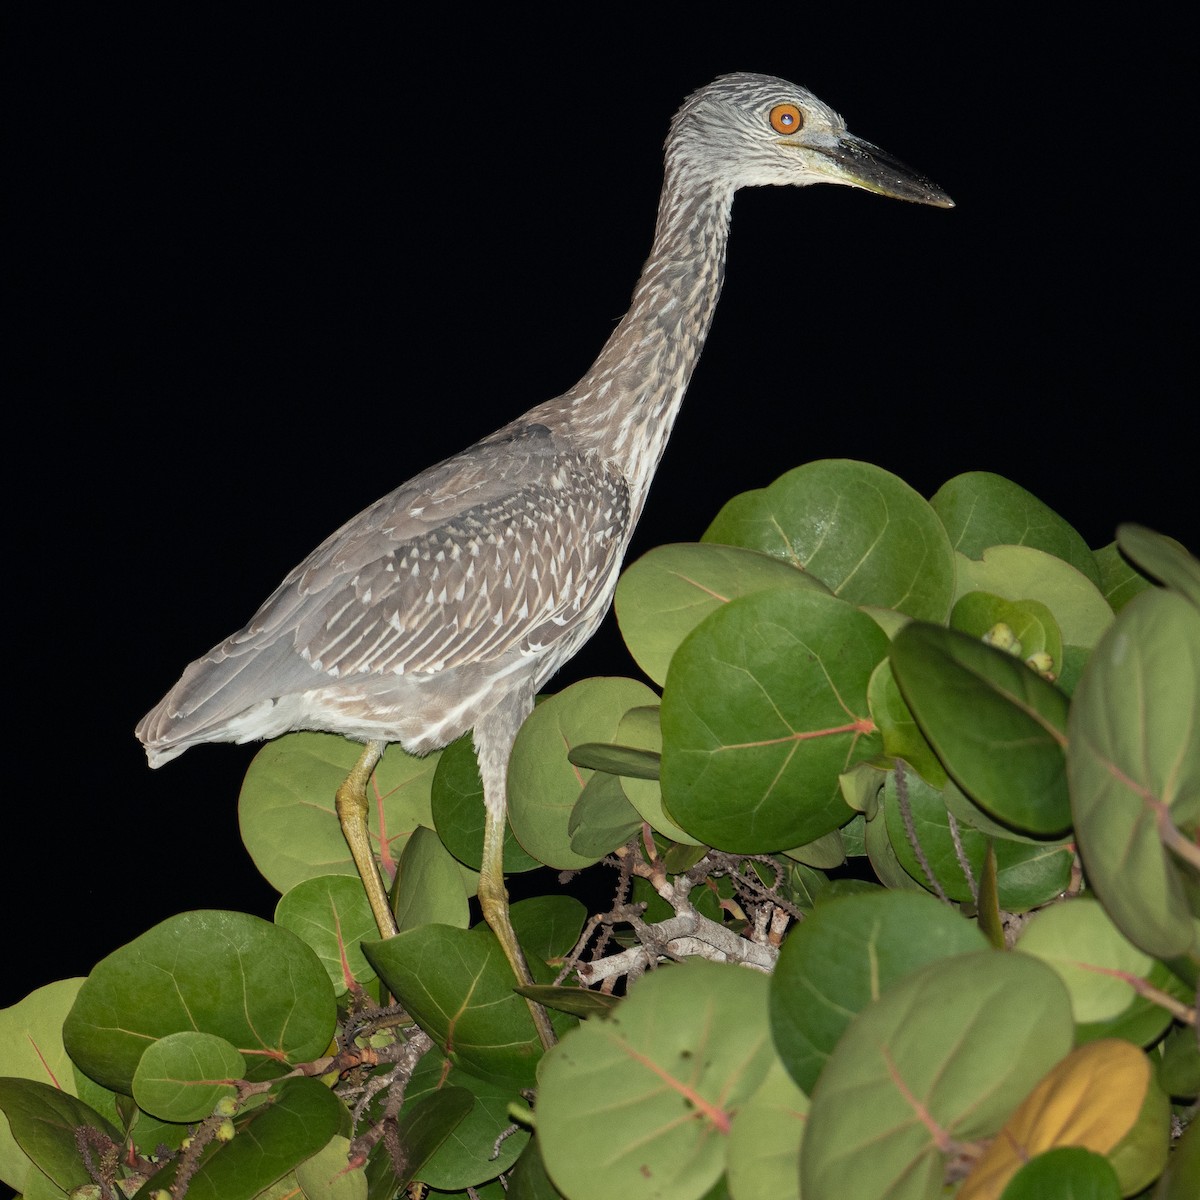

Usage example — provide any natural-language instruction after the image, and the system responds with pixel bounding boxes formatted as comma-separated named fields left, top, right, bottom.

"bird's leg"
left=474, top=706, right=557, bottom=1051
left=335, top=738, right=399, bottom=939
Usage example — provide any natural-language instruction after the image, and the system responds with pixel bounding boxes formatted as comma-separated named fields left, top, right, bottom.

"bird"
left=136, top=72, right=952, bottom=1049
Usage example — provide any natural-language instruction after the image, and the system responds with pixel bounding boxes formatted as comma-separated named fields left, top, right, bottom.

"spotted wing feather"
left=136, top=423, right=631, bottom=760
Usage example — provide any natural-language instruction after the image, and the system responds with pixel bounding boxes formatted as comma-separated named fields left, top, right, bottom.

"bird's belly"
left=296, top=648, right=545, bottom=756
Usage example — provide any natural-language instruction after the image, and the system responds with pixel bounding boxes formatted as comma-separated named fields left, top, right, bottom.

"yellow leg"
left=335, top=739, right=398, bottom=939
left=478, top=790, right=557, bottom=1051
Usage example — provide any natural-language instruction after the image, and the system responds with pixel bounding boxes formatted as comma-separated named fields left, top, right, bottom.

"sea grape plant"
left=1, top=461, right=1196, bottom=1199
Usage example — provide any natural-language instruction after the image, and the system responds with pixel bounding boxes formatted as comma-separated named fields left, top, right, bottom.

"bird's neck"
left=540, top=171, right=736, bottom=522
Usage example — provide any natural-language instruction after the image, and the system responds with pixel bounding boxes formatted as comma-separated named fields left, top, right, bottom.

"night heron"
left=136, top=72, right=952, bottom=1048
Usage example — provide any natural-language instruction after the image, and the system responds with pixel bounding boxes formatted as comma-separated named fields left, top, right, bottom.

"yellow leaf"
left=957, top=1039, right=1148, bottom=1200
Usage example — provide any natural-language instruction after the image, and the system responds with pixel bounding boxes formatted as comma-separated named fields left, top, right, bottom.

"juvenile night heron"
left=137, top=73, right=951, bottom=1048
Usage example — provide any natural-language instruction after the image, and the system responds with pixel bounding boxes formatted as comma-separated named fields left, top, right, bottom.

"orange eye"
left=769, top=103, right=804, bottom=135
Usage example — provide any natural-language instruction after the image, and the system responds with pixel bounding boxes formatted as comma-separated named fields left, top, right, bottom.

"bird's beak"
left=809, top=132, right=954, bottom=208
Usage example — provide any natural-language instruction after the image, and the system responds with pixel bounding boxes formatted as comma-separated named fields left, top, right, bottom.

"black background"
left=6, top=7, right=1192, bottom=1014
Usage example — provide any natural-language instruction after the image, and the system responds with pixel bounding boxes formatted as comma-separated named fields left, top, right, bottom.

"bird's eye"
left=769, top=103, right=804, bottom=134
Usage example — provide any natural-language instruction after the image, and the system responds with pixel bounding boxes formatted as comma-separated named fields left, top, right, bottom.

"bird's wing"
left=154, top=423, right=631, bottom=719
left=287, top=426, right=632, bottom=678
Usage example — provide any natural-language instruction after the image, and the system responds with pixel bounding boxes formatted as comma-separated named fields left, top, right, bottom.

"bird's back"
left=136, top=420, right=632, bottom=765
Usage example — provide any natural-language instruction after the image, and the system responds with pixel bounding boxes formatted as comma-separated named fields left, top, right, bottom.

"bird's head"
left=669, top=72, right=953, bottom=208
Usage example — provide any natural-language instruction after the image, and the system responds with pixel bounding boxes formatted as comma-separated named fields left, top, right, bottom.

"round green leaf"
left=1068, top=587, right=1200, bottom=960
left=881, top=767, right=1072, bottom=910
left=890, top=621, right=1071, bottom=834
left=1094, top=541, right=1151, bottom=613
left=510, top=894, right=589, bottom=965
left=132, top=1030, right=243, bottom=1122
left=1117, top=523, right=1200, bottom=609
left=954, top=545, right=1113, bottom=651
left=1151, top=1115, right=1200, bottom=1200
left=394, top=825, right=472, bottom=932
left=930, top=471, right=1100, bottom=586
left=275, top=874, right=379, bottom=994
left=1016, top=898, right=1158, bottom=1024
left=661, top=588, right=884, bottom=852
left=726, top=1058, right=808, bottom=1200
left=770, top=890, right=988, bottom=1094
left=293, top=1135, right=368, bottom=1199
left=431, top=733, right=540, bottom=873
left=616, top=705, right=704, bottom=846
left=998, top=1147, right=1121, bottom=1200
left=568, top=771, right=644, bottom=856
left=867, top=659, right=947, bottom=788
left=182, top=1076, right=343, bottom=1200
left=1158, top=1023, right=1200, bottom=1098
left=63, top=910, right=336, bottom=1094
left=403, top=1054, right=529, bottom=1188
left=800, top=951, right=1074, bottom=1200
left=0, top=979, right=122, bottom=1191
left=615, top=541, right=825, bottom=685
left=537, top=961, right=774, bottom=1200
left=364, top=924, right=565, bottom=1088
left=950, top=592, right=1064, bottom=682
left=703, top=459, right=955, bottom=622
left=390, top=1088, right=476, bottom=1190
left=0, top=1078, right=121, bottom=1194
left=239, top=731, right=439, bottom=894
left=508, top=677, right=660, bottom=870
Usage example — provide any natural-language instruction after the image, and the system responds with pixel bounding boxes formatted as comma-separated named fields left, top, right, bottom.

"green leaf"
left=239, top=731, right=439, bottom=894
left=537, top=961, right=774, bottom=1200
left=1157, top=1023, right=1200, bottom=1098
left=404, top=1054, right=526, bottom=1189
left=507, top=1137, right=568, bottom=1200
left=615, top=541, right=826, bottom=685
left=890, top=622, right=1071, bottom=835
left=391, top=1087, right=476, bottom=1188
left=568, top=741, right=661, bottom=779
left=949, top=592, right=1064, bottom=683
left=508, top=677, right=661, bottom=870
left=518, top=985, right=619, bottom=1020
left=431, top=733, right=541, bottom=873
left=867, top=659, right=947, bottom=788
left=63, top=911, right=335, bottom=1094
left=183, top=1076, right=343, bottom=1200
left=0, top=1078, right=120, bottom=1192
left=770, top=890, right=988, bottom=1094
left=930, top=471, right=1100, bottom=585
left=726, top=1058, right=808, bottom=1200
left=131, top=1031, right=243, bottom=1123
left=1117, top=523, right=1200, bottom=608
left=881, top=766, right=1072, bottom=910
left=1016, top=898, right=1159, bottom=1024
left=275, top=874, right=379, bottom=994
left=661, top=589, right=884, bottom=852
left=782, top=828, right=845, bottom=869
left=394, top=825, right=472, bottom=932
left=293, top=1135, right=368, bottom=1199
left=1156, top=1119, right=1200, bottom=1200
left=977, top=841, right=1005, bottom=948
left=567, top=771, right=644, bottom=857
left=1093, top=541, right=1151, bottom=613
left=998, top=1147, right=1121, bottom=1200
left=800, top=951, right=1074, bottom=1200
left=1068, top=588, right=1200, bottom=960
left=954, top=545, right=1112, bottom=652
left=0, top=979, right=121, bottom=1192
left=703, top=460, right=956, bottom=622
left=364, top=925, right=557, bottom=1088
left=615, top=705, right=704, bottom=846
left=510, top=895, right=589, bottom=965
